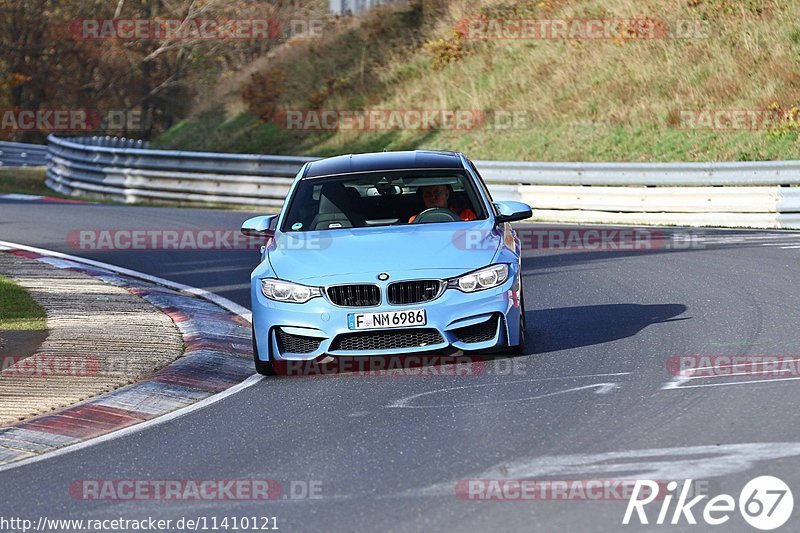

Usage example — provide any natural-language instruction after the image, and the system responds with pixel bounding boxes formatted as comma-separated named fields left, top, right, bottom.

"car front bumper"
left=251, top=272, right=522, bottom=362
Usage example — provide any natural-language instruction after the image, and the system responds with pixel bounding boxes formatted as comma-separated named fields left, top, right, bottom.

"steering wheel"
left=412, top=207, right=461, bottom=224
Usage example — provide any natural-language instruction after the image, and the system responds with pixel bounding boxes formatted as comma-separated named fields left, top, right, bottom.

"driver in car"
left=408, top=184, right=477, bottom=223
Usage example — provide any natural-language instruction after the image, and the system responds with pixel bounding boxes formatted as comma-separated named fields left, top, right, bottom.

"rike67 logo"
left=624, top=476, right=793, bottom=530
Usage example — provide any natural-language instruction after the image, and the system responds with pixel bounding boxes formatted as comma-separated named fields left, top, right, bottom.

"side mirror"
left=494, top=201, right=532, bottom=223
left=241, top=215, right=278, bottom=237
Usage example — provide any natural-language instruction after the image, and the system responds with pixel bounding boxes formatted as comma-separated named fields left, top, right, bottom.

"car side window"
left=467, top=159, right=497, bottom=216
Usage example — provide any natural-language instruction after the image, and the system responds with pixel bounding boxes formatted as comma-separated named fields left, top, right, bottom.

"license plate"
left=348, top=309, right=427, bottom=330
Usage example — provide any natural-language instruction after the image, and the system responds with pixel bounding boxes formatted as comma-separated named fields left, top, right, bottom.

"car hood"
left=267, top=219, right=502, bottom=282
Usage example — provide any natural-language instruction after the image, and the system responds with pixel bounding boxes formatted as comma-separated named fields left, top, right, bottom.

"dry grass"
left=156, top=0, right=800, bottom=161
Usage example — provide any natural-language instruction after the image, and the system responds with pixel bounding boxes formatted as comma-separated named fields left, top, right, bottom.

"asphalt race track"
left=2, top=198, right=800, bottom=532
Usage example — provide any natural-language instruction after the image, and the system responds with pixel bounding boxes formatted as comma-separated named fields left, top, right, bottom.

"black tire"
left=252, top=325, right=277, bottom=376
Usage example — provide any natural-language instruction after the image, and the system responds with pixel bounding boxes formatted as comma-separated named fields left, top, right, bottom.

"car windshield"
left=280, top=170, right=487, bottom=232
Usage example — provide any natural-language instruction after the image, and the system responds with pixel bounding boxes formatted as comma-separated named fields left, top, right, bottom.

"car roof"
left=303, top=150, right=465, bottom=178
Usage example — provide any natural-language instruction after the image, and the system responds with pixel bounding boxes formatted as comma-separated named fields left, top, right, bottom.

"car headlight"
left=448, top=264, right=509, bottom=293
left=261, top=279, right=322, bottom=303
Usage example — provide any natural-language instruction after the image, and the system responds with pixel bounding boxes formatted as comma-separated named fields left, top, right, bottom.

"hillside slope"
left=155, top=0, right=800, bottom=162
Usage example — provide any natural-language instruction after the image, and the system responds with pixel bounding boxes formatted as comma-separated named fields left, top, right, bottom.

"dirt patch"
left=0, top=329, right=49, bottom=369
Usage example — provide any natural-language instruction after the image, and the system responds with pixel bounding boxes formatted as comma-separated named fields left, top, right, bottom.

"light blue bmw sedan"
left=242, top=150, right=532, bottom=375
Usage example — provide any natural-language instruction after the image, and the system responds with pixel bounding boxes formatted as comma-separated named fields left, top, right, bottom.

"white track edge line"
left=0, top=374, right=263, bottom=474
left=0, top=240, right=252, bottom=320
left=0, top=240, right=262, bottom=473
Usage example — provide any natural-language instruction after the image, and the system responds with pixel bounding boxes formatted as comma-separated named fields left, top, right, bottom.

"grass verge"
left=0, top=275, right=47, bottom=331
left=0, top=168, right=67, bottom=197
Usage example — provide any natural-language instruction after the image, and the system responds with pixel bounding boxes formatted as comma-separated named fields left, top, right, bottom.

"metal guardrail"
left=472, top=160, right=800, bottom=187
left=475, top=161, right=800, bottom=187
left=475, top=159, right=800, bottom=229
left=0, top=141, right=49, bottom=167
left=512, top=185, right=800, bottom=229
left=46, top=135, right=317, bottom=207
left=10, top=135, right=800, bottom=229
